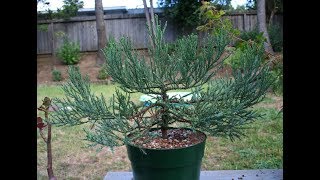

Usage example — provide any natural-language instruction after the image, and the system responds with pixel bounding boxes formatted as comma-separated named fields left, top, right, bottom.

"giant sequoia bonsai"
left=50, top=17, right=273, bottom=180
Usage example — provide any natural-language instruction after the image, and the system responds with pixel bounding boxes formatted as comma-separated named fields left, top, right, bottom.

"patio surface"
left=104, top=169, right=283, bottom=180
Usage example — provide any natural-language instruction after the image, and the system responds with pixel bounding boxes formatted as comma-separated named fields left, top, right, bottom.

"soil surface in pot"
left=131, top=128, right=206, bottom=149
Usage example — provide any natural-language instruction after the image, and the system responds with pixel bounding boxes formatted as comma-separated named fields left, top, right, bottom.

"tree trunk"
left=95, top=0, right=107, bottom=66
left=257, top=0, right=274, bottom=55
left=45, top=106, right=56, bottom=180
left=46, top=124, right=56, bottom=180
left=142, top=0, right=155, bottom=48
left=161, top=92, right=169, bottom=139
left=268, top=8, right=276, bottom=27
left=149, top=0, right=156, bottom=34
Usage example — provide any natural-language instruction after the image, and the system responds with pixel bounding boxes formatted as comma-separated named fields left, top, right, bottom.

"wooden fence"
left=37, top=9, right=283, bottom=55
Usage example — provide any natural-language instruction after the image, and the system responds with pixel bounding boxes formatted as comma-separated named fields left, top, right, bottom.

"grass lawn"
left=37, top=83, right=283, bottom=179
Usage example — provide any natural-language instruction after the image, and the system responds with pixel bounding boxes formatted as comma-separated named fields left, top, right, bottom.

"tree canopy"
left=37, top=0, right=84, bottom=20
left=158, top=0, right=233, bottom=34
left=246, top=0, right=283, bottom=14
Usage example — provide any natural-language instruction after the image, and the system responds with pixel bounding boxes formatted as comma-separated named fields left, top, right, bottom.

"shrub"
left=268, top=24, right=283, bottom=52
left=56, top=38, right=81, bottom=65
left=224, top=41, right=266, bottom=70
left=224, top=46, right=240, bottom=67
left=52, top=69, right=62, bottom=81
left=236, top=25, right=282, bottom=52
left=97, top=66, right=109, bottom=80
left=270, top=58, right=283, bottom=95
left=239, top=28, right=260, bottom=42
left=167, top=42, right=177, bottom=54
left=225, top=42, right=282, bottom=95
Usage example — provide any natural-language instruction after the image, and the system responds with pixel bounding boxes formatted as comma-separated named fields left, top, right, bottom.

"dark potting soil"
left=131, top=128, right=206, bottom=149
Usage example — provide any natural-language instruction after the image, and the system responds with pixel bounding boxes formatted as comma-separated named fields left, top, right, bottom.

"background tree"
left=257, top=0, right=274, bottom=54
left=37, top=0, right=84, bottom=20
left=95, top=0, right=107, bottom=66
left=196, top=1, right=231, bottom=33
left=266, top=0, right=282, bottom=26
left=158, top=0, right=233, bottom=35
left=233, top=5, right=247, bottom=13
left=149, top=0, right=157, bottom=33
left=142, top=0, right=156, bottom=49
left=158, top=0, right=201, bottom=34
left=246, top=0, right=283, bottom=25
left=211, top=0, right=232, bottom=10
left=246, top=0, right=257, bottom=10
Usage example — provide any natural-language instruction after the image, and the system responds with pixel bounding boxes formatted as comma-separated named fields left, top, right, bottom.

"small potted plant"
left=49, top=16, right=274, bottom=180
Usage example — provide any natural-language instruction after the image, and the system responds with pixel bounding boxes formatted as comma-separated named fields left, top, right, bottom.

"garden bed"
left=37, top=52, right=108, bottom=85
left=37, top=50, right=231, bottom=85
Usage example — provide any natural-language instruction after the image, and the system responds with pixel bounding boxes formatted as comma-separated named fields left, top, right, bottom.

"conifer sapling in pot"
left=49, top=17, right=274, bottom=180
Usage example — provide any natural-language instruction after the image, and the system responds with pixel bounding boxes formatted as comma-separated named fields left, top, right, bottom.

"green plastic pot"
left=126, top=128, right=206, bottom=180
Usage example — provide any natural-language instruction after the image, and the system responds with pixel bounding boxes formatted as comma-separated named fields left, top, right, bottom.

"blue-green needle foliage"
left=50, top=16, right=274, bottom=148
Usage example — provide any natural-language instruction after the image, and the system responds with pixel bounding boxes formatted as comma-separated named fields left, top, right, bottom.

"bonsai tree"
left=49, top=16, right=274, bottom=179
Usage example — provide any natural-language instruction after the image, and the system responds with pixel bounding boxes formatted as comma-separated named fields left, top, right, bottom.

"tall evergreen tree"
left=257, top=0, right=274, bottom=54
left=95, top=0, right=107, bottom=66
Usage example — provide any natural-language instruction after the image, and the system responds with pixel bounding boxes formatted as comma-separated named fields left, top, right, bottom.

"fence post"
left=243, top=13, right=249, bottom=32
left=50, top=22, right=58, bottom=66
left=50, top=22, right=54, bottom=56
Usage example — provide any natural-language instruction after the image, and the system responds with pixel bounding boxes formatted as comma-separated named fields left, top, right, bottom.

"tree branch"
left=128, top=103, right=165, bottom=120
left=168, top=110, right=192, bottom=124
left=39, top=130, right=48, bottom=143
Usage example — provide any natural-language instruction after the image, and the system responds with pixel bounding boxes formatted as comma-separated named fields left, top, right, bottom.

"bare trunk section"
left=160, top=91, right=168, bottom=139
left=142, top=0, right=155, bottom=49
left=257, top=0, right=274, bottom=55
left=45, top=110, right=56, bottom=180
left=46, top=124, right=56, bottom=180
left=161, top=125, right=168, bottom=139
left=95, top=0, right=107, bottom=66
left=268, top=9, right=276, bottom=27
left=149, top=0, right=157, bottom=34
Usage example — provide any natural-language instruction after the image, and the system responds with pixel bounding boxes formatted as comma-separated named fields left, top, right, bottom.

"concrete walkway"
left=104, top=169, right=283, bottom=180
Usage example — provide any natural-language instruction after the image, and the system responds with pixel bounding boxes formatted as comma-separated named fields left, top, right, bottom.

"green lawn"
left=37, top=83, right=283, bottom=179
